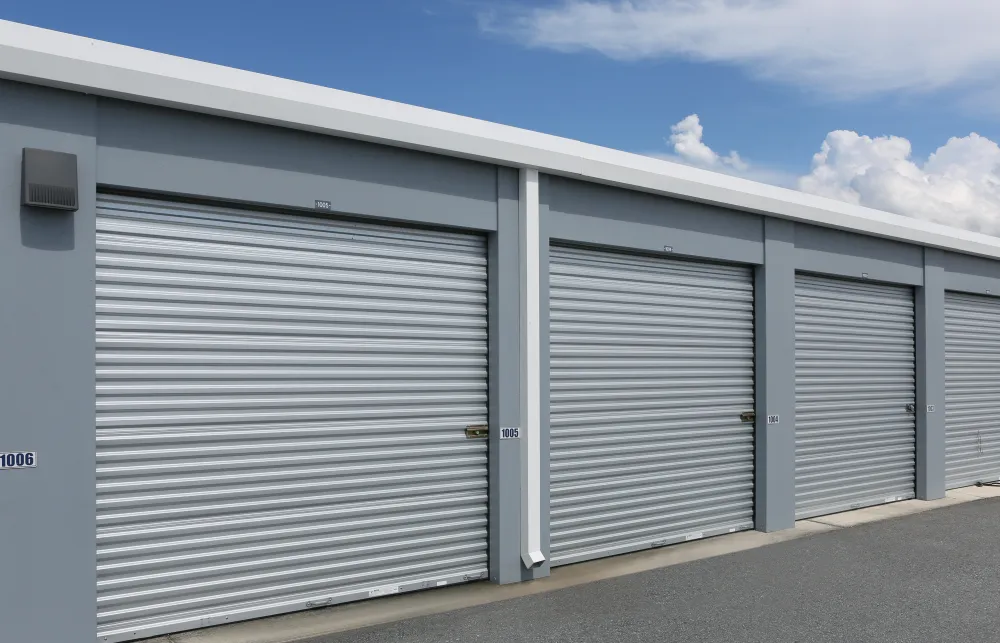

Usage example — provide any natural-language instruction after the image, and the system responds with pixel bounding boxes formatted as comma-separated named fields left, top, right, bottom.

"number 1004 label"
left=0, top=452, right=37, bottom=469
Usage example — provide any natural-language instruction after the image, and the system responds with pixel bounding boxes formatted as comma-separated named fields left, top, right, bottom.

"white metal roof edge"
left=2, top=19, right=999, bottom=260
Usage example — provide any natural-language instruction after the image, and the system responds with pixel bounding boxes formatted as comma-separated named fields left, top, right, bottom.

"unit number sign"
left=0, top=452, right=37, bottom=469
left=767, top=415, right=780, bottom=425
left=500, top=427, right=520, bottom=440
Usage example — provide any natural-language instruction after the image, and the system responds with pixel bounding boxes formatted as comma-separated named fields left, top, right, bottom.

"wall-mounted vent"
left=22, top=148, right=78, bottom=211
left=27, top=184, right=77, bottom=209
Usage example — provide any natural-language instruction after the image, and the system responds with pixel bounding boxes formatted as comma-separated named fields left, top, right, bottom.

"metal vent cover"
left=27, top=183, right=78, bottom=209
left=21, top=148, right=79, bottom=211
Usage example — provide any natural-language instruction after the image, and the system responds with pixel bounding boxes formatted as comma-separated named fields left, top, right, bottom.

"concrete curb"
left=149, top=485, right=1000, bottom=643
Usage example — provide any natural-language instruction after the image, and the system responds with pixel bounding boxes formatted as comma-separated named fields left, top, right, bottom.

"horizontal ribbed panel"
left=96, top=195, right=488, bottom=642
left=795, top=274, right=916, bottom=519
left=944, top=291, right=1000, bottom=489
left=549, top=246, right=755, bottom=566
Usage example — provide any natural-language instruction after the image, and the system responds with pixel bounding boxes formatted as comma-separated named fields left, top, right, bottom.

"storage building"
left=1, top=20, right=999, bottom=643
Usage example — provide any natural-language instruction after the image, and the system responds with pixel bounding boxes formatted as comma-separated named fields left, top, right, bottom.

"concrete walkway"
left=159, top=485, right=1000, bottom=643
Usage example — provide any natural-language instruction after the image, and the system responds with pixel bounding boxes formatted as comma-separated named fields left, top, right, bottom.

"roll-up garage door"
left=95, top=195, right=489, bottom=642
left=794, top=274, right=916, bottom=519
left=549, top=246, right=756, bottom=567
left=944, top=291, right=1000, bottom=489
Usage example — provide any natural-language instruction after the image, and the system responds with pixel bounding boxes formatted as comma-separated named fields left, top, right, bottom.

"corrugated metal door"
left=549, top=246, right=756, bottom=567
left=794, top=274, right=916, bottom=519
left=944, top=291, right=1000, bottom=489
left=95, top=195, right=489, bottom=642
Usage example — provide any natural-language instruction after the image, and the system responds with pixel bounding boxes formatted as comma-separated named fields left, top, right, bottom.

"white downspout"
left=519, top=168, right=545, bottom=568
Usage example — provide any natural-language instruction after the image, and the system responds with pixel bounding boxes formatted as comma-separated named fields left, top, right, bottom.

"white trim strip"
left=519, top=169, right=544, bottom=569
left=1, top=20, right=1000, bottom=259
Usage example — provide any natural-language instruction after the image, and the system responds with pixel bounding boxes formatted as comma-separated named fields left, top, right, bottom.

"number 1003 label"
left=0, top=452, right=37, bottom=469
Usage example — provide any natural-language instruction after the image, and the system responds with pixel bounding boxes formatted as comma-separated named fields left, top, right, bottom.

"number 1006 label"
left=0, top=452, right=37, bottom=469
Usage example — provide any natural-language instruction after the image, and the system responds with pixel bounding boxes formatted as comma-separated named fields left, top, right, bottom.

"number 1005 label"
left=500, top=427, right=520, bottom=440
left=0, top=452, right=37, bottom=469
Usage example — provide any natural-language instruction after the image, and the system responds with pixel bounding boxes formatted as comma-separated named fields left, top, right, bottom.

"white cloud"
left=662, top=114, right=1000, bottom=234
left=799, top=130, right=1000, bottom=234
left=486, top=0, right=1000, bottom=98
left=661, top=113, right=799, bottom=186
left=669, top=114, right=747, bottom=170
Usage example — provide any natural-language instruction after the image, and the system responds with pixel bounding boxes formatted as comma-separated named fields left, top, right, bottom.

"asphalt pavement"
left=307, top=498, right=1000, bottom=643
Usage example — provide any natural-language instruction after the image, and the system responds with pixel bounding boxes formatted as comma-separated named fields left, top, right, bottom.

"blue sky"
left=3, top=1, right=1000, bottom=233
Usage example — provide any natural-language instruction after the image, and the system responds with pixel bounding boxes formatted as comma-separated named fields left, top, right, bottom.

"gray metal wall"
left=0, top=81, right=98, bottom=643
left=3, top=75, right=1000, bottom=642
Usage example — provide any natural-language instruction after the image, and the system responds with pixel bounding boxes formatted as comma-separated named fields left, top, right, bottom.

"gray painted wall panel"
left=794, top=223, right=924, bottom=285
left=0, top=80, right=97, bottom=643
left=916, top=251, right=946, bottom=499
left=941, top=250, right=1000, bottom=295
left=96, top=99, right=498, bottom=231
left=489, top=167, right=525, bottom=583
left=755, top=219, right=797, bottom=531
left=545, top=175, right=763, bottom=264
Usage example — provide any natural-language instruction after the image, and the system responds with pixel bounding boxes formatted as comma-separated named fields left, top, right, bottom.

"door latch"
left=740, top=411, right=756, bottom=423
left=465, top=424, right=488, bottom=439
left=905, top=404, right=916, bottom=413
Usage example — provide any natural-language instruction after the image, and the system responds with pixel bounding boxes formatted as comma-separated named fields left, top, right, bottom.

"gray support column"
left=755, top=218, right=797, bottom=531
left=916, top=249, right=947, bottom=499
left=0, top=82, right=97, bottom=642
left=489, top=167, right=526, bottom=583
left=489, top=167, right=549, bottom=583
